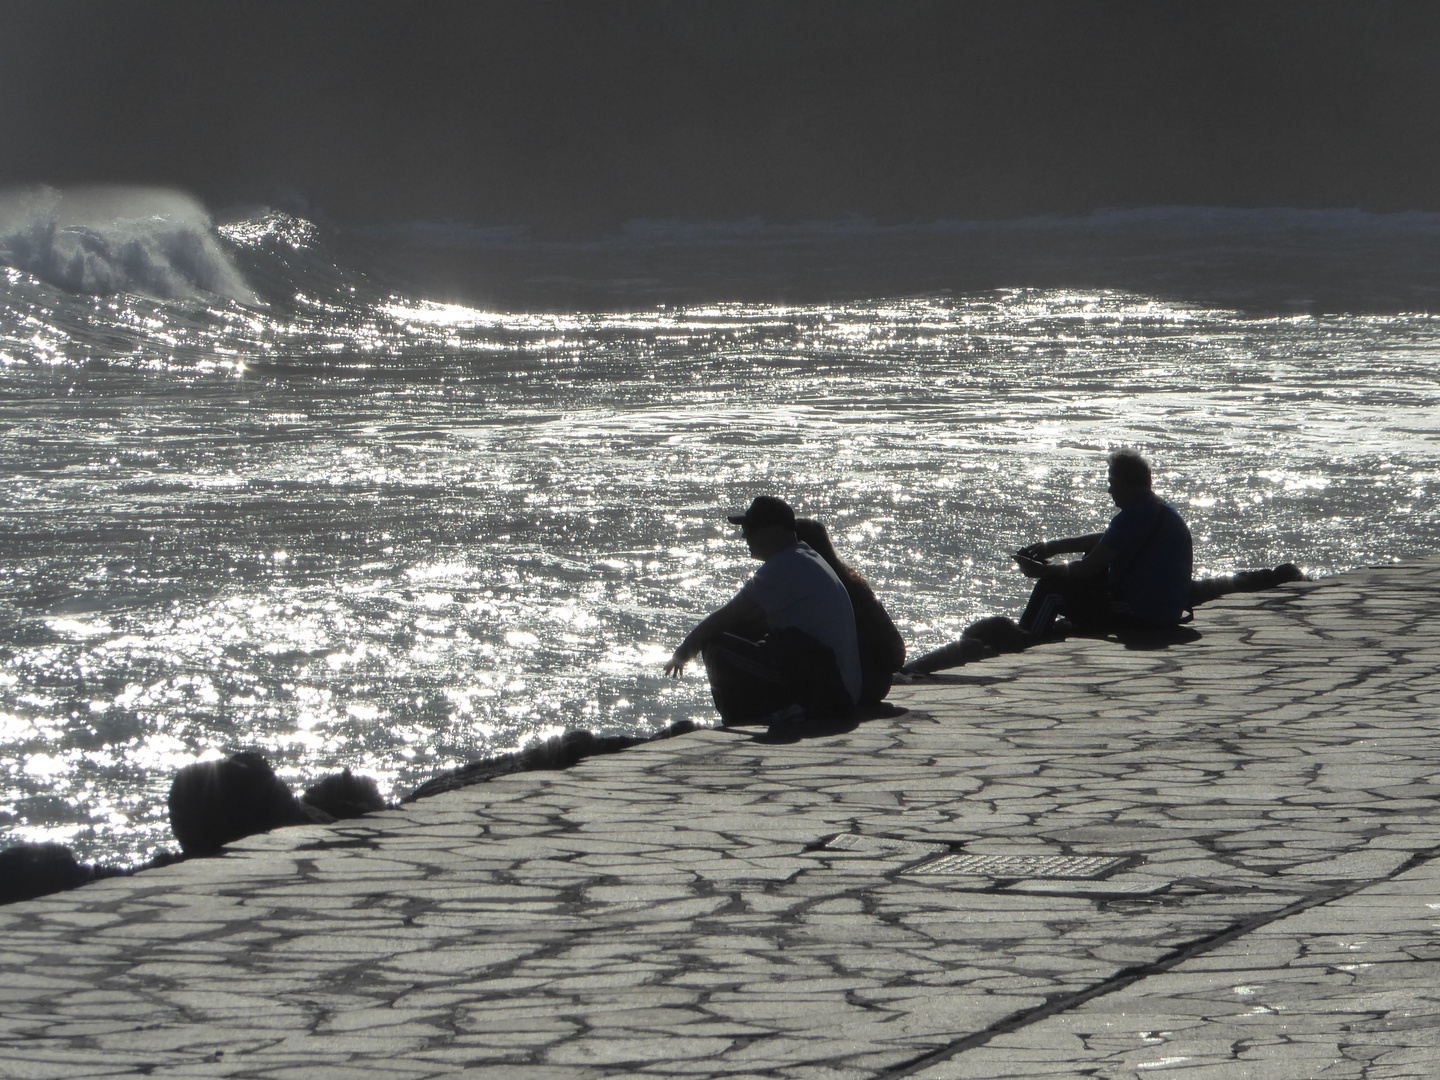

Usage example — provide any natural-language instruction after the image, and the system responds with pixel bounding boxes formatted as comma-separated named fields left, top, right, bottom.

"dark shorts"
left=701, top=627, right=855, bottom=725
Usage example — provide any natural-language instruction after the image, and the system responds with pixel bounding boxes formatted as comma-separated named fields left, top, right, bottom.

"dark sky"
left=4, top=1, right=1439, bottom=233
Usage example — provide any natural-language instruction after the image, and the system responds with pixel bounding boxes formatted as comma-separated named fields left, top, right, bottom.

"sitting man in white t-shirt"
left=664, top=495, right=861, bottom=727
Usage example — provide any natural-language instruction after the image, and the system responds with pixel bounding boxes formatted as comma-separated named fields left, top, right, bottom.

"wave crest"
left=217, top=210, right=318, bottom=251
left=0, top=186, right=255, bottom=303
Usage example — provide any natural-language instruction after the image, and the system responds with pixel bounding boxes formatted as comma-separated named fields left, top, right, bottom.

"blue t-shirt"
left=741, top=542, right=861, bottom=705
left=1101, top=494, right=1193, bottom=625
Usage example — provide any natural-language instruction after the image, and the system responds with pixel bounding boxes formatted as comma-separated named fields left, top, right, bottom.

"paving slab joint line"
left=875, top=844, right=1440, bottom=1079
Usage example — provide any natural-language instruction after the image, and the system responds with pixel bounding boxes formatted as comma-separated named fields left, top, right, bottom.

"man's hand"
left=662, top=593, right=762, bottom=679
left=1015, top=541, right=1051, bottom=561
left=663, top=647, right=692, bottom=677
left=1013, top=552, right=1048, bottom=578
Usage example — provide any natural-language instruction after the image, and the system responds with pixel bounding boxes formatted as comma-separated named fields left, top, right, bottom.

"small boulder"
left=405, top=720, right=698, bottom=801
left=168, top=751, right=331, bottom=857
left=0, top=842, right=93, bottom=904
left=302, top=768, right=387, bottom=819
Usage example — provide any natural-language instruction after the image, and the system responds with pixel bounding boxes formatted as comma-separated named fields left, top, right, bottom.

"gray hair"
left=1107, top=448, right=1152, bottom=489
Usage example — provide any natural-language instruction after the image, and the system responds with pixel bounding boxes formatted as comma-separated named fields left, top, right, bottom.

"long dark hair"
left=794, top=517, right=867, bottom=588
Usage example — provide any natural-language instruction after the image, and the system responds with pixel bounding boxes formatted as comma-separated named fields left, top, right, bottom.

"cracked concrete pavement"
left=2, top=560, right=1439, bottom=1078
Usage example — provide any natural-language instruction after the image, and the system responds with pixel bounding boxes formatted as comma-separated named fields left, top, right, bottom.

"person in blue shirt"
left=665, top=495, right=861, bottom=726
left=903, top=450, right=1300, bottom=676
left=1013, top=448, right=1193, bottom=637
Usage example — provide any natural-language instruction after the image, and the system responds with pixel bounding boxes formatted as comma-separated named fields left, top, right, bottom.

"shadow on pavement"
left=1113, top=624, right=1203, bottom=650
left=749, top=702, right=909, bottom=744
left=907, top=672, right=1013, bottom=686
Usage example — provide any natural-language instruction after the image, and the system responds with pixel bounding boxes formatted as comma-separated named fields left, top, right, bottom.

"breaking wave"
left=8, top=188, right=1440, bottom=315
left=0, top=186, right=255, bottom=303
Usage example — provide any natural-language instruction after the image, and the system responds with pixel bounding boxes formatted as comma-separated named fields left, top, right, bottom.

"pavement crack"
left=876, top=845, right=1440, bottom=1079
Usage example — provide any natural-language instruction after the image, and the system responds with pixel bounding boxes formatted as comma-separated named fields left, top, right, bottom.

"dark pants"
left=702, top=628, right=854, bottom=725
left=1018, top=575, right=1126, bottom=637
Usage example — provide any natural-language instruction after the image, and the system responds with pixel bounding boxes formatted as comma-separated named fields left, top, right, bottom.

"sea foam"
left=0, top=186, right=255, bottom=303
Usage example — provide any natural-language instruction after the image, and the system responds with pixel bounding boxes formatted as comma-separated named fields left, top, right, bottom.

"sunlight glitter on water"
left=2, top=288, right=1440, bottom=863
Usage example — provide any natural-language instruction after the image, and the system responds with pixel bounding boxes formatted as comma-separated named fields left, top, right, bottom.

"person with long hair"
left=793, top=517, right=906, bottom=705
left=665, top=497, right=861, bottom=727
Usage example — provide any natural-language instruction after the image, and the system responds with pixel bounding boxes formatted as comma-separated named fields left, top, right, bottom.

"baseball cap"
left=727, top=495, right=796, bottom=531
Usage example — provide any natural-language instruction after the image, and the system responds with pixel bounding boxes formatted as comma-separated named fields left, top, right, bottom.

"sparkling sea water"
left=2, top=204, right=1439, bottom=865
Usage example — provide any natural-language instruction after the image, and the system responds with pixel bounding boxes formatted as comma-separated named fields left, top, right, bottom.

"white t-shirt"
left=741, top=542, right=861, bottom=704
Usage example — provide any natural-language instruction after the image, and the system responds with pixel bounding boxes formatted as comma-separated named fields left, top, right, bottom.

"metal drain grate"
left=903, top=853, right=1127, bottom=878
left=820, top=834, right=948, bottom=858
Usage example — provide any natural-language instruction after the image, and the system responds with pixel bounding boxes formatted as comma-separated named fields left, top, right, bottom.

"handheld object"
left=1012, top=552, right=1047, bottom=576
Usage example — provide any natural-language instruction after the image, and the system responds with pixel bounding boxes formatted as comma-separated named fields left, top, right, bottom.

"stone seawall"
left=2, top=560, right=1438, bottom=1079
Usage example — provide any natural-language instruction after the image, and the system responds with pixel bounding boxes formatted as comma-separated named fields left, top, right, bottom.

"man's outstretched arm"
left=664, top=593, right=765, bottom=676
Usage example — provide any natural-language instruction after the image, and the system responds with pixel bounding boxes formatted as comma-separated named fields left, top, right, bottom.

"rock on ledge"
left=168, top=751, right=333, bottom=857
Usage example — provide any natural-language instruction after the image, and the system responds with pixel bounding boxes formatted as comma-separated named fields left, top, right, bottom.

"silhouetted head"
left=1107, top=448, right=1153, bottom=509
left=727, top=495, right=797, bottom=560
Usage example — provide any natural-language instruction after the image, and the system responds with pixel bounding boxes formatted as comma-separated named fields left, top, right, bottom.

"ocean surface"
left=3, top=190, right=1440, bottom=866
